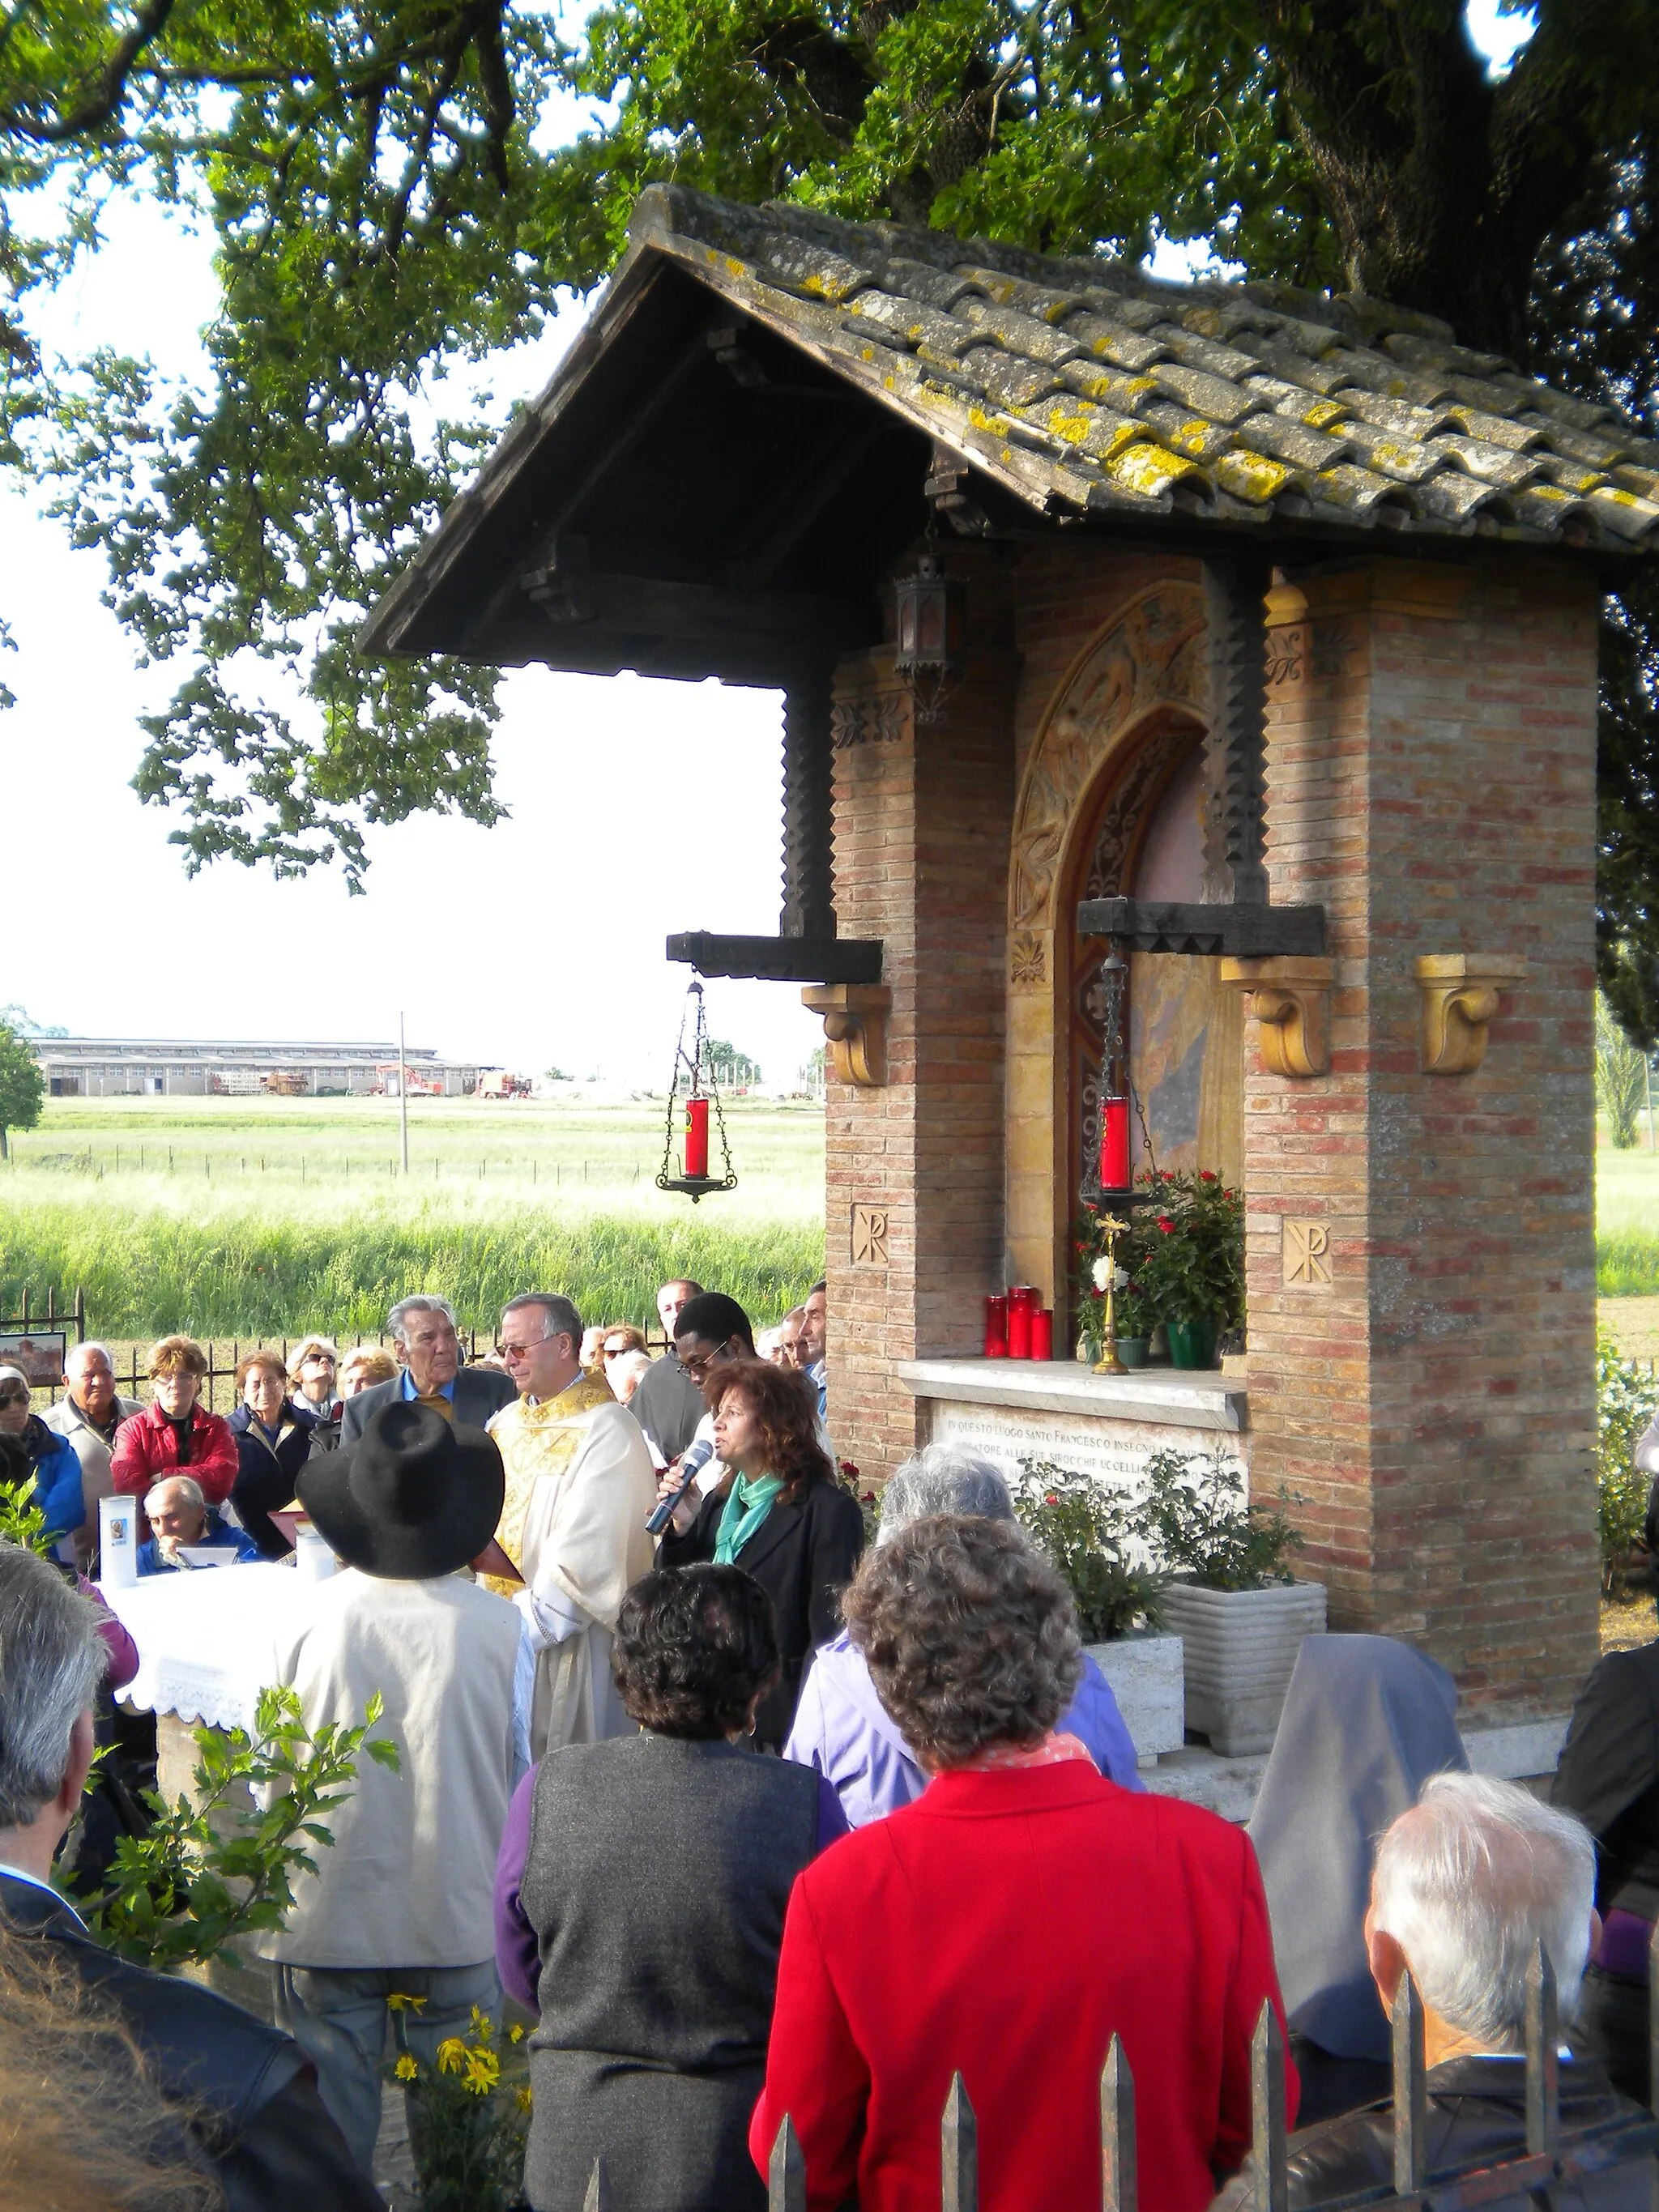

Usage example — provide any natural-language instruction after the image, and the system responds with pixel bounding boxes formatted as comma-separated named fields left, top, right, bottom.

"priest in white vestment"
left=487, top=1293, right=658, bottom=1755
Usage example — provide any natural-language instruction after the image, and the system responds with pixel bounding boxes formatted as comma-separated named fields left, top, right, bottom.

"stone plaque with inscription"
left=927, top=1398, right=1246, bottom=1502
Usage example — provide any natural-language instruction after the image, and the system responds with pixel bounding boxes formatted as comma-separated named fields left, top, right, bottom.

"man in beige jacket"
left=267, top=1403, right=529, bottom=2176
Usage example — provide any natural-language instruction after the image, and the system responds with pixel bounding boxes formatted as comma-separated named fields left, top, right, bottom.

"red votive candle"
left=1030, top=1308, right=1053, bottom=1361
left=1100, top=1096, right=1131, bottom=1192
left=684, top=1095, right=710, bottom=1178
left=1008, top=1286, right=1035, bottom=1360
left=983, top=1294, right=1009, bottom=1357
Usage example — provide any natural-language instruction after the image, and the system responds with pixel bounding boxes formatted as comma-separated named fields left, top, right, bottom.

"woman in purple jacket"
left=783, top=1443, right=1143, bottom=1824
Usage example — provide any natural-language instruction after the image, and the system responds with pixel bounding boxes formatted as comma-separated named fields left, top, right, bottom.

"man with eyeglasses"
left=628, top=1276, right=707, bottom=1466
left=483, top=1293, right=656, bottom=1757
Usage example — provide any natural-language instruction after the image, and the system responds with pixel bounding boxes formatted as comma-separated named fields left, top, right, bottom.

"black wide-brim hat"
left=299, top=1400, right=505, bottom=1580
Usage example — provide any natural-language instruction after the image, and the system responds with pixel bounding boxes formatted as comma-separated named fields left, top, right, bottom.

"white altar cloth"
left=96, top=1564, right=307, bottom=1734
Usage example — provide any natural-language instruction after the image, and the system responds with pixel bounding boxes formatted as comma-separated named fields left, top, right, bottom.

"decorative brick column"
left=1247, top=556, right=1601, bottom=1720
left=824, top=637, right=1016, bottom=1482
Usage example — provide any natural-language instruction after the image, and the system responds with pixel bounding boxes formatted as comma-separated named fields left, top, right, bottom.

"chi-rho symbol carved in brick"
left=851, top=1204, right=889, bottom=1265
left=1283, top=1219, right=1333, bottom=1286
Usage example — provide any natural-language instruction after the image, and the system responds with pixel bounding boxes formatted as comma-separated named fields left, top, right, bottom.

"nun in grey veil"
left=1248, top=1634, right=1468, bottom=2123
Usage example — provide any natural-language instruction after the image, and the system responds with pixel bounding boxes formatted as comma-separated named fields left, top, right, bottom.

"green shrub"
left=1132, top=1447, right=1302, bottom=1592
left=1011, top=1460, right=1166, bottom=1640
left=1597, top=1332, right=1659, bottom=1597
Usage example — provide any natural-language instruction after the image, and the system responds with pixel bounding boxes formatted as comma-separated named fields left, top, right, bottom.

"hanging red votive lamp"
left=1082, top=948, right=1133, bottom=1202
left=655, top=981, right=736, bottom=1203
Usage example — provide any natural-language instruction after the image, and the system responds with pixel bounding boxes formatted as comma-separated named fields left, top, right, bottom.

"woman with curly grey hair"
left=751, top=1514, right=1295, bottom=2212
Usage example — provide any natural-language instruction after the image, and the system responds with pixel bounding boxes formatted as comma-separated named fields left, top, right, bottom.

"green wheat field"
left=5, top=1098, right=1659, bottom=1341
left=0, top=1097, right=826, bottom=1337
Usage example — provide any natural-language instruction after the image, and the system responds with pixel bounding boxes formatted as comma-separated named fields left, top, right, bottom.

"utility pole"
left=399, top=1009, right=410, bottom=1174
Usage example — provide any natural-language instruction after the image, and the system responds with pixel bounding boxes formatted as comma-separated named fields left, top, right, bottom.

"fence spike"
left=1251, top=2001, right=1288, bottom=2212
left=1101, top=2035, right=1137, bottom=2212
left=942, top=2072, right=978, bottom=2212
left=1391, top=1972, right=1427, bottom=2193
left=582, top=2156, right=610, bottom=2212
left=1525, top=1938, right=1559, bottom=2157
left=768, top=2116, right=806, bottom=2212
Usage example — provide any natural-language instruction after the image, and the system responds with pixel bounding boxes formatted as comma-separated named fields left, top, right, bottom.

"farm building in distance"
left=31, top=1038, right=481, bottom=1099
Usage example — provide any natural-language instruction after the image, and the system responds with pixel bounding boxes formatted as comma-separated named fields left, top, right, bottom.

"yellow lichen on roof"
left=625, top=183, right=1659, bottom=551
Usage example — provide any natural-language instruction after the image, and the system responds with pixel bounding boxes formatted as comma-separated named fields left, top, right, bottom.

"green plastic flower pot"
left=1165, top=1318, right=1218, bottom=1370
left=1115, top=1336, right=1151, bottom=1370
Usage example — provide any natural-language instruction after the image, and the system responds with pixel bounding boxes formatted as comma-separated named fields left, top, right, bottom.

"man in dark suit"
left=0, top=1540, right=378, bottom=2210
left=339, top=1294, right=514, bottom=1447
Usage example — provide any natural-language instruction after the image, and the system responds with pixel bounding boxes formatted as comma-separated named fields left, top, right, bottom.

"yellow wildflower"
left=394, top=2055, right=418, bottom=2082
left=469, top=2005, right=493, bottom=2040
left=386, top=1993, right=428, bottom=2014
left=509, top=2024, right=524, bottom=2044
left=516, top=2085, right=533, bottom=2113
left=465, top=2049, right=501, bottom=2095
left=436, top=2038, right=468, bottom=2076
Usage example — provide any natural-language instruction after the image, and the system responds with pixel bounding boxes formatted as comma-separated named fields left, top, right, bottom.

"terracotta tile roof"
left=628, top=184, right=1659, bottom=552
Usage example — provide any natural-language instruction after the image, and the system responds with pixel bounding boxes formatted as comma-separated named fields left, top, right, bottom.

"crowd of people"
left=0, top=1275, right=1656, bottom=2212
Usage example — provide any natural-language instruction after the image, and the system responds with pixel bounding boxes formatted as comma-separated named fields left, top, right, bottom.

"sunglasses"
left=602, top=1344, right=633, bottom=1358
left=0, top=1388, right=28, bottom=1407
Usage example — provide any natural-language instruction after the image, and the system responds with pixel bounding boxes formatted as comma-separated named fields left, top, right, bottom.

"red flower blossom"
left=1158, top=1217, right=1175, bottom=1234
left=1200, top=1170, right=1217, bottom=1183
left=1043, top=1493, right=1059, bottom=1506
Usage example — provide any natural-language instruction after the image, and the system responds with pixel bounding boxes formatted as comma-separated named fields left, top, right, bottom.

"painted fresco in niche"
left=1073, top=746, right=1244, bottom=1192
left=1128, top=751, right=1243, bottom=1187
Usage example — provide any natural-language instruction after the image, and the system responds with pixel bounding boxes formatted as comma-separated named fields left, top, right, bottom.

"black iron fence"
left=582, top=1943, right=1659, bottom=2212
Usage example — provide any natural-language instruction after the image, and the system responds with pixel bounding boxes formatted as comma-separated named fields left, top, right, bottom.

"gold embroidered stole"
left=485, top=1373, right=616, bottom=1599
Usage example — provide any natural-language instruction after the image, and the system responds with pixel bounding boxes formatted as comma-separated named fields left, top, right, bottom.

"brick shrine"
left=365, top=184, right=1659, bottom=1732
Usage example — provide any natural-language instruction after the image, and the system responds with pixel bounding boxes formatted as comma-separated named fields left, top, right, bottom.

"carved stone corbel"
left=1219, top=956, right=1334, bottom=1078
left=801, top=984, right=892, bottom=1087
left=1414, top=955, right=1528, bottom=1075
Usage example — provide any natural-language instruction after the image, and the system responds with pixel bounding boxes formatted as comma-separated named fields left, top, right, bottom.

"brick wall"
left=825, top=595, right=1015, bottom=1482
left=1247, top=556, right=1601, bottom=1717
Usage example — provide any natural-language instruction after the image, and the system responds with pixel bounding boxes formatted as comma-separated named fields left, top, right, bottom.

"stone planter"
left=1158, top=1579, right=1327, bottom=1756
left=1083, top=1632, right=1184, bottom=1769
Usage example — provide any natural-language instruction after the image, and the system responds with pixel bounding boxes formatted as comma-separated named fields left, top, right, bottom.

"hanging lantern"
left=893, top=547, right=966, bottom=724
left=656, top=981, right=737, bottom=1202
left=1081, top=947, right=1133, bottom=1204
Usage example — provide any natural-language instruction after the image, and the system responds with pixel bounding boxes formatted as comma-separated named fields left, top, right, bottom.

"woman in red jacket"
left=110, top=1336, right=239, bottom=1519
left=750, top=1515, right=1297, bottom=2212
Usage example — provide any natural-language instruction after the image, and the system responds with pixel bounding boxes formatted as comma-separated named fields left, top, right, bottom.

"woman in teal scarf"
left=658, top=1359, right=865, bottom=1749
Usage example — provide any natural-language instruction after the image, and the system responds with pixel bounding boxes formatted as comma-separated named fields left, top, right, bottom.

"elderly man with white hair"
left=1223, top=1772, right=1639, bottom=2212
left=782, top=1442, right=1141, bottom=1824
left=136, top=1475, right=260, bottom=1575
left=42, top=1340, right=141, bottom=1571
left=339, top=1294, right=514, bottom=1446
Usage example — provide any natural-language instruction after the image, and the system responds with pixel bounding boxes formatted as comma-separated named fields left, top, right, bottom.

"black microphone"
left=646, top=1437, right=714, bottom=1535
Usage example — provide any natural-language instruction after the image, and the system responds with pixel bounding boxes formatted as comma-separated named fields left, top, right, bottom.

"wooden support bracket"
left=1414, top=954, right=1528, bottom=1075
left=801, top=983, right=892, bottom=1087
left=1219, top=957, right=1334, bottom=1079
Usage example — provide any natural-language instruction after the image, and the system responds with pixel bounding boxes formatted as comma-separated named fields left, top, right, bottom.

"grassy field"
left=1, top=1096, right=825, bottom=1336
left=1594, top=1147, right=1659, bottom=1295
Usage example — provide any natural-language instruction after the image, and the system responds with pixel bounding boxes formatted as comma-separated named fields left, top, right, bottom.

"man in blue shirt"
left=137, top=1475, right=262, bottom=1574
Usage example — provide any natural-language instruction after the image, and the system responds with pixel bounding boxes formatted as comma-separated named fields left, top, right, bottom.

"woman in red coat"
left=110, top=1336, right=239, bottom=1519
left=750, top=1515, right=1297, bottom=2212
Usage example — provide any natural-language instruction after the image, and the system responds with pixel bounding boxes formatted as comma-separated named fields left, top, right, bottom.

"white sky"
left=0, top=6, right=1534, bottom=1083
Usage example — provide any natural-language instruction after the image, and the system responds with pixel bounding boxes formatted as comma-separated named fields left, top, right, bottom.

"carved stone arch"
left=1004, top=579, right=1213, bottom=1314
left=1009, top=580, right=1209, bottom=944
